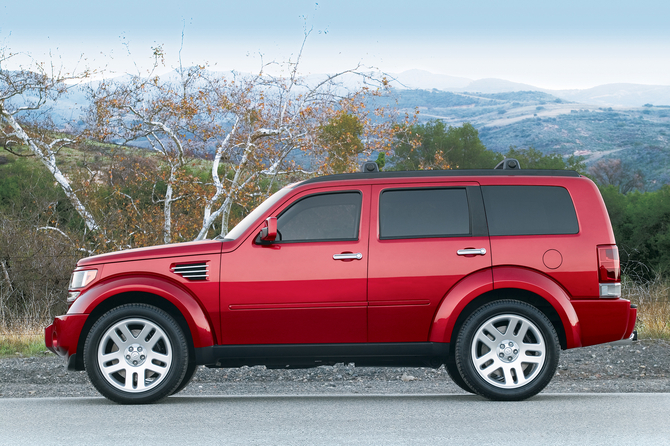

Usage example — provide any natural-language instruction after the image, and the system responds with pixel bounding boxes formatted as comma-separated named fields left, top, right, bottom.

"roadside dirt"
left=1, top=339, right=668, bottom=398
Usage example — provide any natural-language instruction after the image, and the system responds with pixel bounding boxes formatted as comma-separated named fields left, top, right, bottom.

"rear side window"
left=379, top=188, right=470, bottom=239
left=482, top=186, right=578, bottom=236
left=277, top=192, right=361, bottom=242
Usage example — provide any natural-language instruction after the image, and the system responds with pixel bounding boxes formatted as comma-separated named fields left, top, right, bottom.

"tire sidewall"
left=455, top=300, right=560, bottom=401
left=84, top=304, right=188, bottom=404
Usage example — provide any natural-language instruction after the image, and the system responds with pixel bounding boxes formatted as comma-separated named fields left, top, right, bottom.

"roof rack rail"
left=495, top=158, right=521, bottom=170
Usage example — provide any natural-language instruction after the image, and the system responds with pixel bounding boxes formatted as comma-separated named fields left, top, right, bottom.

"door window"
left=379, top=188, right=470, bottom=239
left=277, top=192, right=362, bottom=242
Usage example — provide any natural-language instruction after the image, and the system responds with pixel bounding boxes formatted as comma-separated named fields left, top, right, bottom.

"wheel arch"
left=70, top=277, right=216, bottom=370
left=429, top=267, right=582, bottom=350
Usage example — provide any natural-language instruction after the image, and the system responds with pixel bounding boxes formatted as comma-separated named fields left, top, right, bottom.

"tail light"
left=598, top=245, right=620, bottom=282
left=598, top=245, right=621, bottom=298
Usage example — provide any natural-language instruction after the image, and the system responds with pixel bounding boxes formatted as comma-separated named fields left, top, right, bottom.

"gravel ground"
left=1, top=339, right=668, bottom=399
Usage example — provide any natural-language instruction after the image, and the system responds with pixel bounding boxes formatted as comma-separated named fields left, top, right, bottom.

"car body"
left=45, top=161, right=637, bottom=403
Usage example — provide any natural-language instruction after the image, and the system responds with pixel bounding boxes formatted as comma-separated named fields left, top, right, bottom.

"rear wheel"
left=445, top=354, right=474, bottom=394
left=171, top=361, right=197, bottom=395
left=84, top=304, right=189, bottom=404
left=455, top=300, right=559, bottom=401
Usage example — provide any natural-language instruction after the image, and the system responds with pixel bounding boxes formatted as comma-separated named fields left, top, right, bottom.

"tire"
left=170, top=361, right=198, bottom=395
left=455, top=300, right=559, bottom=401
left=445, top=355, right=475, bottom=394
left=84, top=304, right=189, bottom=404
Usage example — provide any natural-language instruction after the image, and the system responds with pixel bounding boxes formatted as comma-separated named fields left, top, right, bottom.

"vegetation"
left=504, top=146, right=585, bottom=172
left=600, top=185, right=670, bottom=278
left=0, top=332, right=49, bottom=358
left=623, top=276, right=670, bottom=340
left=390, top=121, right=501, bottom=170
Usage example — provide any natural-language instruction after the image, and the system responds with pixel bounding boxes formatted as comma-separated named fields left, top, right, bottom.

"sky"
left=1, top=0, right=669, bottom=90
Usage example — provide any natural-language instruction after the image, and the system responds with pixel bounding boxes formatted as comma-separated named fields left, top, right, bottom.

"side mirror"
left=259, top=217, right=277, bottom=242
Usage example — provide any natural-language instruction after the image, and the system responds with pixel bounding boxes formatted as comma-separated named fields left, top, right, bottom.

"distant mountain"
left=387, top=69, right=472, bottom=90
left=551, top=84, right=670, bottom=108
left=458, top=78, right=540, bottom=94
left=386, top=70, right=670, bottom=107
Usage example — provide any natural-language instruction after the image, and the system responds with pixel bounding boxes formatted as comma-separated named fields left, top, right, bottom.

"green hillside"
left=381, top=89, right=670, bottom=189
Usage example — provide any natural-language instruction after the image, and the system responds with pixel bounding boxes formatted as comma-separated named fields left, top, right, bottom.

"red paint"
left=220, top=185, right=371, bottom=344
left=44, top=314, right=88, bottom=359
left=46, top=170, right=634, bottom=371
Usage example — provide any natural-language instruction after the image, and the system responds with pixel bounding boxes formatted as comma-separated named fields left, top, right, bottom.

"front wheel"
left=84, top=304, right=189, bottom=404
left=455, top=300, right=559, bottom=401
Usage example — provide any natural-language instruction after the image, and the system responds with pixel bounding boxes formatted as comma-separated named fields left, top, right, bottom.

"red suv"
left=45, top=160, right=636, bottom=403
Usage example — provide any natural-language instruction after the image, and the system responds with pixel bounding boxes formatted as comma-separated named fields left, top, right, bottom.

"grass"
left=0, top=331, right=52, bottom=358
left=622, top=276, right=670, bottom=340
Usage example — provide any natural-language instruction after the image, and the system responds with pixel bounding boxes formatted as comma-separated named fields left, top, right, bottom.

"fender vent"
left=172, top=263, right=209, bottom=281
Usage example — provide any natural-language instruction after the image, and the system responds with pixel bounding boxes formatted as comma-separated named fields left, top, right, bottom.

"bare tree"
left=89, top=42, right=402, bottom=242
left=589, top=158, right=645, bottom=194
left=0, top=47, right=98, bottom=232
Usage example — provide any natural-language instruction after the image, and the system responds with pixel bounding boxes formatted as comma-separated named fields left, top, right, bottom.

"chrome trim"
left=172, top=263, right=209, bottom=280
left=609, top=330, right=637, bottom=346
left=457, top=248, right=487, bottom=256
left=333, top=253, right=363, bottom=260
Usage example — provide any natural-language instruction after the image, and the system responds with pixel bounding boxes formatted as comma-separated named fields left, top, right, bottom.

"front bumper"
left=44, top=314, right=89, bottom=368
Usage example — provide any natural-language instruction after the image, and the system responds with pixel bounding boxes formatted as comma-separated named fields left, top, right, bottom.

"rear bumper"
left=44, top=314, right=88, bottom=364
left=572, top=299, right=637, bottom=347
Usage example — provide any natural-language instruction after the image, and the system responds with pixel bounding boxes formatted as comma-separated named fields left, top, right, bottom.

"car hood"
left=76, top=239, right=233, bottom=266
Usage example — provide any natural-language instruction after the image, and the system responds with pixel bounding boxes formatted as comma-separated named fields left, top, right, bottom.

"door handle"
left=457, top=248, right=487, bottom=256
left=333, top=253, right=363, bottom=260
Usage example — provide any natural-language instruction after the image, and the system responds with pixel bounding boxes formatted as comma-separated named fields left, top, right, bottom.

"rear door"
left=367, top=182, right=491, bottom=342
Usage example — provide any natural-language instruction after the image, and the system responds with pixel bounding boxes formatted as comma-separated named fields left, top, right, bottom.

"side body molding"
left=67, top=275, right=216, bottom=349
left=429, top=267, right=582, bottom=349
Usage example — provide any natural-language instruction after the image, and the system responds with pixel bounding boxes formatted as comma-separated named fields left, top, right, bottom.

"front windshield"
left=219, top=187, right=293, bottom=240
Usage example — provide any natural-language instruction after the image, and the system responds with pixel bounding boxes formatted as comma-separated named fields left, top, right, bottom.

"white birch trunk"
left=1, top=111, right=99, bottom=232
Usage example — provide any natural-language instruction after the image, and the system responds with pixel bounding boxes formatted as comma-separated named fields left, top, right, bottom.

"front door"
left=221, top=186, right=371, bottom=345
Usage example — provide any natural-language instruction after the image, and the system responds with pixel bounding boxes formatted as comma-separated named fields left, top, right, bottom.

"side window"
left=379, top=188, right=470, bottom=239
left=482, top=185, right=579, bottom=236
left=276, top=192, right=362, bottom=242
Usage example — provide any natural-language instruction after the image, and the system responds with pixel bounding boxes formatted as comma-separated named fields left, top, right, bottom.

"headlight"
left=69, top=270, right=97, bottom=289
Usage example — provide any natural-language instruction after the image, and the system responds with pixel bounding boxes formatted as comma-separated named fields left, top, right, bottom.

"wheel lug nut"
left=140, top=355, right=145, bottom=360
left=500, top=344, right=505, bottom=349
left=509, top=342, right=513, bottom=347
left=499, top=353, right=504, bottom=358
left=508, top=356, right=513, bottom=361
left=138, top=347, right=142, bottom=352
left=133, top=360, right=137, bottom=365
left=126, top=355, right=130, bottom=359
left=513, top=349, right=518, bottom=354
left=129, top=347, right=133, bottom=352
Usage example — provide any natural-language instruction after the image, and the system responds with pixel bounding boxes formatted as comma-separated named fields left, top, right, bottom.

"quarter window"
left=379, top=188, right=470, bottom=239
left=276, top=192, right=361, bottom=242
left=482, top=185, right=579, bottom=236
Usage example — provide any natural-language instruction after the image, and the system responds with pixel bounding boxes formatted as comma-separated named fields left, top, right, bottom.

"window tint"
left=380, top=188, right=470, bottom=239
left=482, top=186, right=578, bottom=236
left=277, top=192, right=361, bottom=242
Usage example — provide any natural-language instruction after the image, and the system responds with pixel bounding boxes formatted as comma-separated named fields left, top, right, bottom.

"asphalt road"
left=1, top=393, right=669, bottom=446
